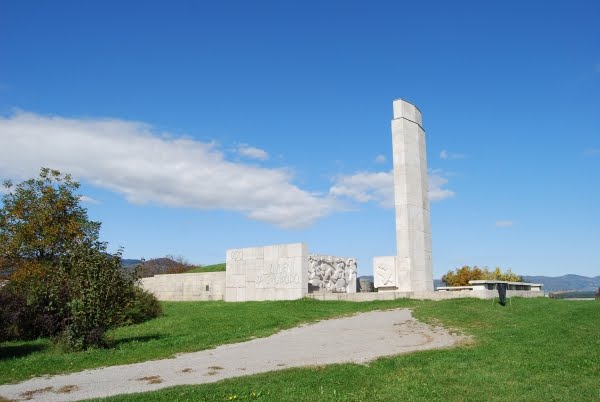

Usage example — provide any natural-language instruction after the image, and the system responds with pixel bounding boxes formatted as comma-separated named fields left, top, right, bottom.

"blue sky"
left=1, top=1, right=599, bottom=278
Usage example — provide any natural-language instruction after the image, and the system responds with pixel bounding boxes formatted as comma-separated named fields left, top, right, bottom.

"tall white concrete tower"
left=373, top=99, right=433, bottom=293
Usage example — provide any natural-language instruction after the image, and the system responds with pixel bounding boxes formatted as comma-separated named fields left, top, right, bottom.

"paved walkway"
left=0, top=309, right=464, bottom=401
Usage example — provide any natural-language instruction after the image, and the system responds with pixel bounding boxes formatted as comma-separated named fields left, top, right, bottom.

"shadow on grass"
left=0, top=343, right=46, bottom=360
left=112, top=334, right=163, bottom=347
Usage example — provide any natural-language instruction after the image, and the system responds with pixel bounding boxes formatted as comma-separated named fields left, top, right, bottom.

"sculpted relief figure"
left=308, top=256, right=321, bottom=288
left=308, top=255, right=358, bottom=293
left=346, top=258, right=357, bottom=293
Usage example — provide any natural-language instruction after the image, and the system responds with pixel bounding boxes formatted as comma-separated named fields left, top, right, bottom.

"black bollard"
left=497, top=283, right=508, bottom=306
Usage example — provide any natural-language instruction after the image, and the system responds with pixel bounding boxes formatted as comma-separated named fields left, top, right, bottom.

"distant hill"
left=522, top=275, right=600, bottom=291
left=121, top=257, right=197, bottom=277
left=121, top=258, right=143, bottom=268
left=361, top=274, right=600, bottom=292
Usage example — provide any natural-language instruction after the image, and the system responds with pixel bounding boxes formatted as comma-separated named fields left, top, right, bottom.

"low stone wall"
left=140, top=272, right=226, bottom=301
left=306, top=289, right=545, bottom=302
left=308, top=291, right=412, bottom=301
left=437, top=280, right=543, bottom=292
left=417, top=290, right=544, bottom=301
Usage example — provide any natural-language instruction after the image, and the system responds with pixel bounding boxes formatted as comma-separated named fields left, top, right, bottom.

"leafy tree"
left=0, top=168, right=161, bottom=348
left=0, top=168, right=99, bottom=270
left=486, top=267, right=522, bottom=282
left=441, top=266, right=485, bottom=286
left=442, top=265, right=522, bottom=286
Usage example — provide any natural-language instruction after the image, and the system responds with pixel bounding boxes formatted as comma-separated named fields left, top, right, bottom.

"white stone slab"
left=373, top=256, right=397, bottom=289
left=225, top=243, right=308, bottom=302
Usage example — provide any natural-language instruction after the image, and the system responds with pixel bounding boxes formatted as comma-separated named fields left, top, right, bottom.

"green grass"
left=91, top=298, right=600, bottom=402
left=0, top=298, right=412, bottom=384
left=2, top=298, right=599, bottom=401
left=187, top=263, right=226, bottom=273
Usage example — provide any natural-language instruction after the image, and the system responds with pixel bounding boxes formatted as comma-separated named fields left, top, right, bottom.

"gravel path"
left=0, top=309, right=463, bottom=401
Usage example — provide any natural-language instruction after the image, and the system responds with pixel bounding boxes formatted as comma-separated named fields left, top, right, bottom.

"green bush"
left=58, top=243, right=136, bottom=350
left=0, top=168, right=161, bottom=349
left=0, top=287, right=31, bottom=341
left=123, top=287, right=163, bottom=325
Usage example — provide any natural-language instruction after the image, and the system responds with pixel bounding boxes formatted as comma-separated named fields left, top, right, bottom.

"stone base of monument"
left=307, top=289, right=544, bottom=302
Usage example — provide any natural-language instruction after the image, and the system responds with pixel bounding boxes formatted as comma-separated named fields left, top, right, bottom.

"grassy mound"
left=187, top=263, right=226, bottom=273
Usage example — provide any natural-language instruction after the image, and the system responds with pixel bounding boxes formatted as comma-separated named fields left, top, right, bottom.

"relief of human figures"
left=308, top=255, right=357, bottom=293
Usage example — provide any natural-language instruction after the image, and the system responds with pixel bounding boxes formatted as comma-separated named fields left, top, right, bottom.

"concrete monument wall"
left=225, top=243, right=308, bottom=302
left=140, top=272, right=225, bottom=301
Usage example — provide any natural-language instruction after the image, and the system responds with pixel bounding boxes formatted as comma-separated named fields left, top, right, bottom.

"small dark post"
left=497, top=283, right=508, bottom=306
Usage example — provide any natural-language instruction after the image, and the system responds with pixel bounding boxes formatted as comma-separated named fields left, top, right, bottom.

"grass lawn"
left=0, top=298, right=412, bottom=384
left=187, top=263, right=226, bottom=273
left=93, top=298, right=600, bottom=402
left=2, top=298, right=599, bottom=401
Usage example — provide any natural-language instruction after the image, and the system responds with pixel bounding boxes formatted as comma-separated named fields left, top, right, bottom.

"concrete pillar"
left=391, top=99, right=433, bottom=292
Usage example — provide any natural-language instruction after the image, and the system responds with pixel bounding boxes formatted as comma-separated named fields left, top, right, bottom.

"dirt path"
left=0, top=309, right=464, bottom=401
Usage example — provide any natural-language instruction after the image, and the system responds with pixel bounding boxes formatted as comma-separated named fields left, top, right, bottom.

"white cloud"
left=440, top=149, right=467, bottom=160
left=79, top=195, right=101, bottom=204
left=329, top=169, right=455, bottom=207
left=237, top=144, right=269, bottom=161
left=428, top=171, right=455, bottom=201
left=0, top=111, right=336, bottom=228
left=374, top=154, right=386, bottom=164
left=584, top=148, right=600, bottom=156
left=330, top=171, right=394, bottom=207
left=495, top=220, right=514, bottom=228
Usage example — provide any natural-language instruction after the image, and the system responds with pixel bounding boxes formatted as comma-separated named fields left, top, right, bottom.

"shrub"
left=4, top=260, right=67, bottom=339
left=0, top=168, right=161, bottom=349
left=0, top=287, right=32, bottom=341
left=57, top=243, right=135, bottom=350
left=123, top=287, right=163, bottom=325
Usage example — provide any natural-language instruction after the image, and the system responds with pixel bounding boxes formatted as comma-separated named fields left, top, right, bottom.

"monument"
left=141, top=99, right=545, bottom=301
left=374, top=99, right=433, bottom=293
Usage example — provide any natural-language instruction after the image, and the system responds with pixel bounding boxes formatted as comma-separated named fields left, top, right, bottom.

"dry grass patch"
left=19, top=386, right=52, bottom=400
left=136, top=376, right=163, bottom=385
left=56, top=385, right=78, bottom=393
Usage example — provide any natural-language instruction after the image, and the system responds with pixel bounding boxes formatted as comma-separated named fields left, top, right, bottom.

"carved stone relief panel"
left=308, top=255, right=357, bottom=293
left=373, top=256, right=397, bottom=289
